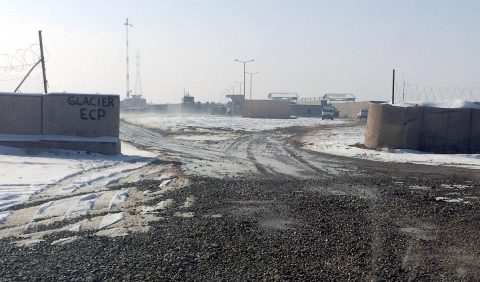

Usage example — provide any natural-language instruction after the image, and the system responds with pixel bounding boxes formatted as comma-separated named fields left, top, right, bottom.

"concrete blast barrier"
left=365, top=102, right=480, bottom=153
left=364, top=103, right=423, bottom=150
left=243, top=100, right=291, bottom=119
left=332, top=101, right=371, bottom=119
left=0, top=93, right=42, bottom=135
left=0, top=93, right=121, bottom=155
left=421, top=107, right=472, bottom=153
left=43, top=93, right=119, bottom=137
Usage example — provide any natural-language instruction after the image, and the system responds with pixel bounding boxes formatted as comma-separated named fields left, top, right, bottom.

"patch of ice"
left=99, top=212, right=124, bottom=229
left=174, top=212, right=194, bottom=218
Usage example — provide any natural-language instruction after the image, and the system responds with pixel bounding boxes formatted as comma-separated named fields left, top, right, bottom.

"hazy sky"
left=1, top=0, right=479, bottom=103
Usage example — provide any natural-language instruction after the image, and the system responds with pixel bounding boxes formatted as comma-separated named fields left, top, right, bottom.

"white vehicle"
left=321, top=107, right=335, bottom=120
left=357, top=109, right=368, bottom=120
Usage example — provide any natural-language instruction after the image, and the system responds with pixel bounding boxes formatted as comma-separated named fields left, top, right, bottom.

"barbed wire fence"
left=394, top=79, right=480, bottom=102
left=0, top=44, right=49, bottom=91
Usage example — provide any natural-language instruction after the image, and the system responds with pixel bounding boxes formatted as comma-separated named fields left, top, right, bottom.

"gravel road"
left=0, top=120, right=479, bottom=281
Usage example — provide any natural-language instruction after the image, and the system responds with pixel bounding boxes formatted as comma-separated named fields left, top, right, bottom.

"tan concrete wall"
left=0, top=93, right=42, bottom=135
left=364, top=103, right=382, bottom=148
left=421, top=108, right=472, bottom=153
left=364, top=103, right=423, bottom=149
left=330, top=102, right=370, bottom=118
left=365, top=103, right=479, bottom=153
left=243, top=100, right=291, bottom=119
left=43, top=93, right=120, bottom=137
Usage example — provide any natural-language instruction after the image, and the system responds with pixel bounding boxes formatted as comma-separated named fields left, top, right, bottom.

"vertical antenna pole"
left=38, top=30, right=48, bottom=94
left=125, top=18, right=132, bottom=98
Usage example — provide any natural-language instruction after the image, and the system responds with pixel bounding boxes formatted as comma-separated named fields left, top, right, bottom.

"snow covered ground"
left=0, top=143, right=156, bottom=216
left=302, top=125, right=480, bottom=169
left=122, top=114, right=348, bottom=134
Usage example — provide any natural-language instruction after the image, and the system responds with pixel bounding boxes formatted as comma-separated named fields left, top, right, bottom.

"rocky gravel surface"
left=1, top=174, right=479, bottom=281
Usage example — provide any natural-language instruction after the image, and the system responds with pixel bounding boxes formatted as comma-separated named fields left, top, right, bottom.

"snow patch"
left=99, top=212, right=124, bottom=229
left=303, top=126, right=480, bottom=169
left=108, top=190, right=129, bottom=209
left=395, top=100, right=480, bottom=109
left=66, top=193, right=101, bottom=219
left=181, top=196, right=195, bottom=209
left=51, top=236, right=79, bottom=246
left=0, top=141, right=154, bottom=214
left=141, top=199, right=174, bottom=214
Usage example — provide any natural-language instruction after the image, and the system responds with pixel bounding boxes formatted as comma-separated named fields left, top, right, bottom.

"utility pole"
left=392, top=69, right=395, bottom=104
left=246, top=72, right=259, bottom=100
left=38, top=30, right=48, bottom=94
left=235, top=59, right=254, bottom=99
left=125, top=18, right=133, bottom=98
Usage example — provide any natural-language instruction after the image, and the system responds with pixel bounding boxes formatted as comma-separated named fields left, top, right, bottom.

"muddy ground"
left=0, top=121, right=479, bottom=281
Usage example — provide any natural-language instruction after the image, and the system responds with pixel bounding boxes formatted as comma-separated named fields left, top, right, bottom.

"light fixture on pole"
left=246, top=72, right=259, bottom=100
left=235, top=59, right=254, bottom=99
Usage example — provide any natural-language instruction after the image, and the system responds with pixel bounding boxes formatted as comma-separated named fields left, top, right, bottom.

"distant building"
left=267, top=92, right=299, bottom=103
left=120, top=94, right=147, bottom=109
left=322, top=93, right=356, bottom=103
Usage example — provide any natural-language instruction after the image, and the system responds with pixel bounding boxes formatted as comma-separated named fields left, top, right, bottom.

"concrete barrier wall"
left=243, top=100, right=291, bottom=119
left=365, top=102, right=480, bottom=153
left=0, top=93, right=120, bottom=154
left=291, top=104, right=323, bottom=117
left=0, top=93, right=42, bottom=135
left=365, top=103, right=423, bottom=149
left=471, top=110, right=480, bottom=153
left=328, top=102, right=370, bottom=118
left=421, top=108, right=472, bottom=153
left=43, top=93, right=120, bottom=137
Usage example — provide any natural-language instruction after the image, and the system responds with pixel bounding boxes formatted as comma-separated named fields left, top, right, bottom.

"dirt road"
left=0, top=120, right=479, bottom=280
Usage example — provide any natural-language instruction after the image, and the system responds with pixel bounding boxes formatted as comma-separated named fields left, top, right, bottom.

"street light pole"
left=235, top=59, right=254, bottom=99
left=246, top=72, right=258, bottom=100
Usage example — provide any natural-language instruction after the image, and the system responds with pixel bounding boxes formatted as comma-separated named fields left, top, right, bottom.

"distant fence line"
left=396, top=81, right=480, bottom=102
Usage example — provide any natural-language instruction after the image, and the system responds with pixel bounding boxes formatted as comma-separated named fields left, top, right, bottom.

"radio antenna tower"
left=124, top=18, right=133, bottom=98
left=134, top=50, right=143, bottom=97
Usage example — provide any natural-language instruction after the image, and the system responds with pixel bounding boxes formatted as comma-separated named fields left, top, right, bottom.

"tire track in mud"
left=283, top=145, right=336, bottom=177
left=246, top=136, right=276, bottom=176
